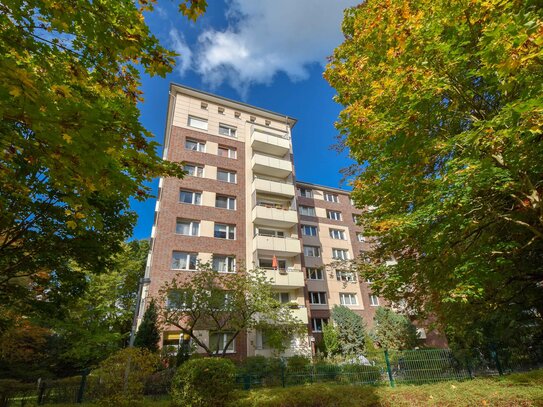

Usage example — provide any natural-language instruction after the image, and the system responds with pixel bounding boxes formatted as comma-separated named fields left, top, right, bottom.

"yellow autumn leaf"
left=9, top=87, right=22, bottom=97
left=74, top=212, right=86, bottom=219
left=66, top=220, right=77, bottom=229
left=63, top=134, right=72, bottom=143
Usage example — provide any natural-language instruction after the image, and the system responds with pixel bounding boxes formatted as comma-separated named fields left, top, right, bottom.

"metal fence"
left=2, top=346, right=543, bottom=405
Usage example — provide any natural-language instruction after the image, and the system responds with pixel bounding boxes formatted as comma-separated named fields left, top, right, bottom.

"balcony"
left=251, top=126, right=290, bottom=156
left=290, top=306, right=309, bottom=324
left=252, top=177, right=295, bottom=198
left=252, top=153, right=293, bottom=178
left=260, top=267, right=305, bottom=288
left=252, top=203, right=298, bottom=228
left=253, top=233, right=301, bottom=257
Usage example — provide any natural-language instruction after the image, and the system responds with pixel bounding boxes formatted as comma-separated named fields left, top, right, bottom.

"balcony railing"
left=259, top=267, right=301, bottom=274
left=255, top=201, right=296, bottom=211
left=255, top=232, right=298, bottom=239
left=251, top=124, right=289, bottom=140
left=253, top=175, right=293, bottom=185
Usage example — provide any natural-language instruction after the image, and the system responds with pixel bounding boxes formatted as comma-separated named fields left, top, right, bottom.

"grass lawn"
left=50, top=370, right=543, bottom=406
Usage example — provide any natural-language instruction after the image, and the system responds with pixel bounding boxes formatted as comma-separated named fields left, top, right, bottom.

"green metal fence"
left=3, top=346, right=543, bottom=405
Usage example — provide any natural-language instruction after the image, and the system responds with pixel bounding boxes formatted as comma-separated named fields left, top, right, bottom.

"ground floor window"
left=209, top=331, right=235, bottom=354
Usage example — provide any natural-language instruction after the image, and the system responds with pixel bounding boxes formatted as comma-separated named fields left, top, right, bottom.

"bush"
left=171, top=357, right=236, bottom=407
left=144, top=368, right=175, bottom=396
left=238, top=356, right=282, bottom=387
left=94, top=347, right=160, bottom=406
left=339, top=364, right=382, bottom=385
left=287, top=355, right=310, bottom=370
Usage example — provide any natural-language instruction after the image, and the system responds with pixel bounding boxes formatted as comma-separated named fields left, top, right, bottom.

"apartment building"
left=141, top=84, right=442, bottom=359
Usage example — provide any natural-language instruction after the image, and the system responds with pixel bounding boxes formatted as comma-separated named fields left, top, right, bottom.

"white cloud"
left=193, top=0, right=356, bottom=96
left=169, top=29, right=192, bottom=76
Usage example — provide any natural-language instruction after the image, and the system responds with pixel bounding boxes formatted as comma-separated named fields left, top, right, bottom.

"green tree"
left=322, top=321, right=340, bottom=357
left=134, top=299, right=160, bottom=353
left=325, top=0, right=543, bottom=347
left=159, top=266, right=305, bottom=357
left=0, top=0, right=207, bottom=307
left=330, top=305, right=367, bottom=357
left=370, top=307, right=419, bottom=350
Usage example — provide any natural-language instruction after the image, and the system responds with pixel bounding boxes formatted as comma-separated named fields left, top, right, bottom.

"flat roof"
left=295, top=180, right=352, bottom=195
left=170, top=83, right=297, bottom=128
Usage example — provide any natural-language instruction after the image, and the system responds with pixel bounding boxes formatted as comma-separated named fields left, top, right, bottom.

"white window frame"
left=217, top=169, right=237, bottom=183
left=327, top=210, right=342, bottom=221
left=306, top=268, right=324, bottom=280
left=332, top=248, right=349, bottom=260
left=215, top=195, right=236, bottom=210
left=340, top=293, right=358, bottom=306
left=218, top=145, right=237, bottom=159
left=179, top=190, right=201, bottom=205
left=309, top=291, right=327, bottom=305
left=299, top=206, right=316, bottom=216
left=304, top=245, right=320, bottom=257
left=212, top=255, right=236, bottom=273
left=324, top=192, right=339, bottom=203
left=301, top=224, right=317, bottom=236
left=357, top=233, right=366, bottom=242
left=311, top=318, right=328, bottom=333
left=171, top=251, right=198, bottom=270
left=330, top=229, right=346, bottom=240
left=209, top=331, right=235, bottom=354
left=185, top=139, right=206, bottom=152
left=353, top=214, right=361, bottom=224
left=176, top=219, right=200, bottom=236
left=370, top=295, right=380, bottom=306
left=166, top=290, right=191, bottom=310
left=300, top=188, right=313, bottom=198
left=214, top=223, right=236, bottom=240
left=184, top=163, right=204, bottom=177
left=275, top=292, right=290, bottom=304
left=336, top=270, right=357, bottom=282
left=218, top=124, right=236, bottom=138
left=188, top=116, right=208, bottom=131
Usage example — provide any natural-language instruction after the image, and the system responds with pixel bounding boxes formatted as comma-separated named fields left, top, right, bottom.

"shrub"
left=144, top=368, right=175, bottom=396
left=171, top=357, right=236, bottom=407
left=287, top=355, right=310, bottom=370
left=238, top=356, right=282, bottom=387
left=339, top=364, right=382, bottom=385
left=94, top=347, right=160, bottom=406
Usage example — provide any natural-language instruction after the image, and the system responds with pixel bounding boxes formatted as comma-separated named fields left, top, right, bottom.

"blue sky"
left=131, top=0, right=358, bottom=240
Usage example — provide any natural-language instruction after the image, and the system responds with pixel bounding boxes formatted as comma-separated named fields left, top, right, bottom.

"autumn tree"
left=158, top=267, right=305, bottom=357
left=325, top=0, right=543, bottom=348
left=370, top=307, right=419, bottom=350
left=0, top=0, right=207, bottom=306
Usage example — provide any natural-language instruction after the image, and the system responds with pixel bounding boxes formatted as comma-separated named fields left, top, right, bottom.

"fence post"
left=490, top=345, right=503, bottom=376
left=384, top=350, right=395, bottom=388
left=76, top=369, right=90, bottom=403
left=37, top=381, right=46, bottom=405
left=280, top=361, right=286, bottom=388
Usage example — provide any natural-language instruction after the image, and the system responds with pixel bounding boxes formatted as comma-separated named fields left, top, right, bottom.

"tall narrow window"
left=370, top=295, right=380, bottom=306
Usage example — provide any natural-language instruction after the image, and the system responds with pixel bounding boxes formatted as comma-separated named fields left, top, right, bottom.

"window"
left=218, top=124, right=236, bottom=137
left=327, top=210, right=342, bottom=221
left=209, top=332, right=235, bottom=354
left=176, top=219, right=199, bottom=236
left=309, top=291, right=327, bottom=305
left=218, top=146, right=237, bottom=159
left=179, top=190, right=201, bottom=205
left=340, top=293, right=358, bottom=306
left=166, top=290, right=192, bottom=310
left=299, top=206, right=316, bottom=216
left=324, top=192, right=339, bottom=203
left=300, top=188, right=313, bottom=198
left=306, top=268, right=324, bottom=280
left=332, top=248, right=349, bottom=260
left=171, top=251, right=197, bottom=270
left=257, top=228, right=284, bottom=238
left=217, top=169, right=236, bottom=183
left=301, top=225, right=317, bottom=236
left=212, top=256, right=236, bottom=273
left=215, top=195, right=236, bottom=210
left=353, top=214, right=361, bottom=224
left=304, top=246, right=320, bottom=257
left=184, top=163, right=204, bottom=177
left=214, top=224, right=236, bottom=240
left=188, top=116, right=208, bottom=130
left=185, top=139, right=205, bottom=152
left=311, top=318, right=328, bottom=333
left=330, top=229, right=346, bottom=240
left=370, top=295, right=380, bottom=306
left=276, top=292, right=290, bottom=304
left=357, top=233, right=366, bottom=242
left=336, top=270, right=357, bottom=282
left=259, top=258, right=287, bottom=270
left=350, top=197, right=355, bottom=206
